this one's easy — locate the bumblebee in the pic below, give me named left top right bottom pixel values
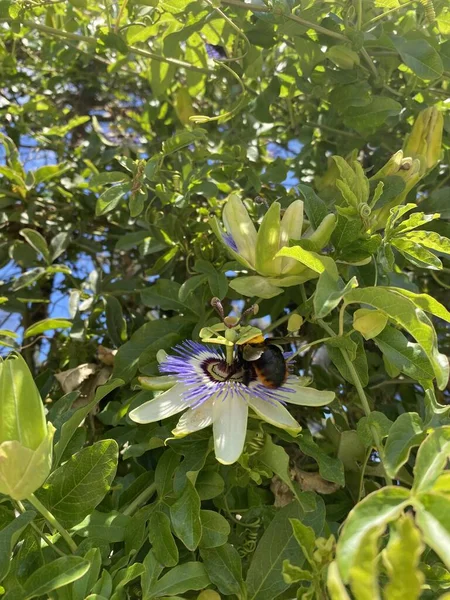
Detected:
left=239, top=335, right=289, bottom=389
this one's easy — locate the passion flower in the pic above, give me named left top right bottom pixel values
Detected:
left=129, top=341, right=334, bottom=465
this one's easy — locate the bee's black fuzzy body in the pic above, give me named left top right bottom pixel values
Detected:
left=239, top=340, right=288, bottom=389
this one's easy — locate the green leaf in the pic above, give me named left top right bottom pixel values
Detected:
left=36, top=440, right=119, bottom=528
left=199, top=510, right=230, bottom=548
left=19, top=229, right=50, bottom=264
left=179, top=274, right=207, bottom=302
left=344, top=287, right=449, bottom=389
left=141, top=550, right=164, bottom=600
left=155, top=449, right=180, bottom=498
left=129, top=187, right=147, bottom=218
left=297, top=184, right=328, bottom=230
left=49, top=232, right=71, bottom=262
left=343, top=96, right=402, bottom=134
left=33, top=163, right=70, bottom=184
left=392, top=237, right=442, bottom=269
left=95, top=183, right=130, bottom=216
left=0, top=511, right=36, bottom=581
left=196, top=470, right=224, bottom=500
left=391, top=36, right=443, bottom=80
left=113, top=317, right=191, bottom=382
left=419, top=186, right=450, bottom=219
left=282, top=560, right=313, bottom=584
left=113, top=563, right=145, bottom=592
left=162, top=129, right=207, bottom=155
left=384, top=413, right=425, bottom=479
left=141, top=279, right=200, bottom=316
left=71, top=510, right=130, bottom=543
left=194, top=260, right=228, bottom=299
left=327, top=561, right=351, bottom=600
left=415, top=493, right=450, bottom=571
left=91, top=171, right=130, bottom=186
left=200, top=543, right=245, bottom=597
left=296, top=431, right=345, bottom=487
left=54, top=379, right=123, bottom=466
left=289, top=518, right=315, bottom=564
left=72, top=548, right=102, bottom=600
left=170, top=478, right=202, bottom=551
left=23, top=318, right=72, bottom=338
left=11, top=267, right=46, bottom=291
left=390, top=288, right=450, bottom=323
left=412, top=426, right=450, bottom=494
left=258, top=435, right=299, bottom=500
left=356, top=411, right=393, bottom=450
left=314, top=269, right=357, bottom=319
left=246, top=498, right=325, bottom=600
left=105, top=295, right=127, bottom=346
left=373, top=326, right=435, bottom=382
left=21, top=556, right=90, bottom=599
left=348, top=524, right=383, bottom=600
left=383, top=515, right=424, bottom=600
left=44, top=116, right=90, bottom=136
left=327, top=333, right=369, bottom=388
left=404, top=230, right=450, bottom=255
left=148, top=510, right=179, bottom=567
left=336, top=486, right=410, bottom=581
left=150, top=562, right=210, bottom=597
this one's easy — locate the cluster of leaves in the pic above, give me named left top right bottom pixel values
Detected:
left=1, top=0, right=450, bottom=598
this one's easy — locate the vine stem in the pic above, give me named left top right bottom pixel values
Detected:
left=356, top=0, right=363, bottom=30
left=317, top=319, right=392, bottom=486
left=122, top=483, right=157, bottom=516
left=16, top=501, right=67, bottom=557
left=26, top=493, right=77, bottom=553
left=363, top=0, right=416, bottom=26
left=115, top=0, right=129, bottom=33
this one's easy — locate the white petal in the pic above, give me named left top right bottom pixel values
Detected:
left=282, top=385, right=335, bottom=406
left=172, top=398, right=214, bottom=437
left=248, top=394, right=301, bottom=433
left=129, top=384, right=188, bottom=423
left=213, top=393, right=248, bottom=465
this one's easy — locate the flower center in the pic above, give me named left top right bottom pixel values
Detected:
left=202, top=358, right=247, bottom=383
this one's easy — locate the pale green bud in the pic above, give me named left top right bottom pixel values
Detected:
left=287, top=313, right=303, bottom=332
left=353, top=309, right=388, bottom=340
left=403, top=107, right=443, bottom=171
left=0, top=354, right=55, bottom=500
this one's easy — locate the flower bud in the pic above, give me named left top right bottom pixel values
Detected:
left=403, top=107, right=443, bottom=171
left=353, top=309, right=388, bottom=340
left=197, top=590, right=221, bottom=600
left=0, top=354, right=55, bottom=500
left=287, top=313, right=303, bottom=333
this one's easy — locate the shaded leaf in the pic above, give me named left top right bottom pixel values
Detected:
left=36, top=440, right=119, bottom=528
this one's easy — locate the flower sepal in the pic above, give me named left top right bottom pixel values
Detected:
left=0, top=353, right=55, bottom=500
left=0, top=422, right=55, bottom=501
